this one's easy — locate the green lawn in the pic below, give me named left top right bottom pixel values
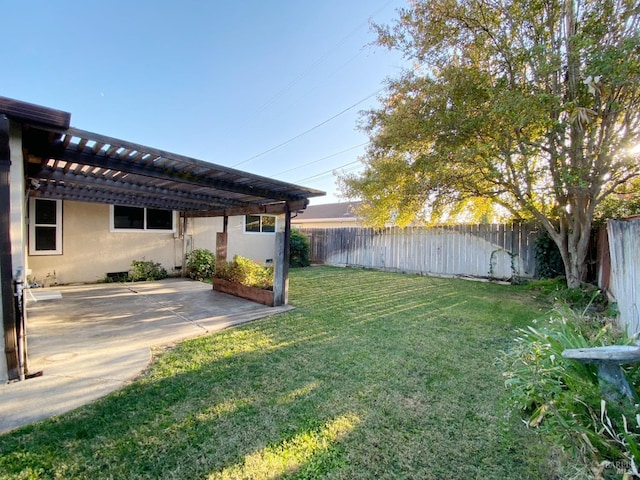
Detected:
left=0, top=267, right=557, bottom=479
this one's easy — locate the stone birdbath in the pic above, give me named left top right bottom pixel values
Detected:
left=562, top=345, right=640, bottom=403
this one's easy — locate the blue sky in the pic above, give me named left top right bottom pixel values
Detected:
left=1, top=1, right=408, bottom=204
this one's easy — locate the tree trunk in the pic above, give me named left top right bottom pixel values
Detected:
left=545, top=213, right=591, bottom=289
left=564, top=248, right=587, bottom=289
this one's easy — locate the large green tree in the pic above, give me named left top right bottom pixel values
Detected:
left=340, top=0, right=640, bottom=287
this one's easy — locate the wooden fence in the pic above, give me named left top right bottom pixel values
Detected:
left=299, top=224, right=539, bottom=281
left=605, top=219, right=640, bottom=334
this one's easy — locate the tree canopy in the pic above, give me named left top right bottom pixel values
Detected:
left=340, top=0, right=640, bottom=287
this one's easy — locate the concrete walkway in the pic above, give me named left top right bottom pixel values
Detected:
left=0, top=279, right=292, bottom=434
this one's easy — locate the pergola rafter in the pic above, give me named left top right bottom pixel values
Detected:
left=26, top=163, right=246, bottom=211
left=22, top=126, right=323, bottom=214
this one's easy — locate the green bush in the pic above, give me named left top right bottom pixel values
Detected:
left=534, top=229, right=565, bottom=279
left=527, top=278, right=608, bottom=314
left=129, top=259, right=168, bottom=282
left=501, top=307, right=640, bottom=477
left=186, top=248, right=216, bottom=281
left=289, top=229, right=311, bottom=268
left=215, top=255, right=273, bottom=290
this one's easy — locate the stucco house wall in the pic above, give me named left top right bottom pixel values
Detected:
left=187, top=216, right=222, bottom=253
left=186, top=215, right=283, bottom=264
left=27, top=201, right=282, bottom=285
left=226, top=215, right=284, bottom=263
left=9, top=123, right=26, bottom=280
left=27, top=201, right=180, bottom=285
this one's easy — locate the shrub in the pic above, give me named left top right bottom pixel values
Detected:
left=289, top=229, right=311, bottom=268
left=534, top=229, right=565, bottom=279
left=186, top=248, right=216, bottom=281
left=129, top=259, right=168, bottom=282
left=527, top=278, right=608, bottom=314
left=215, top=255, right=273, bottom=290
left=501, top=306, right=640, bottom=477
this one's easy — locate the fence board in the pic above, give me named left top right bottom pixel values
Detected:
left=607, top=219, right=640, bottom=334
left=300, top=224, right=539, bottom=280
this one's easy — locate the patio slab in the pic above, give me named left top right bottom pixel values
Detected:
left=0, top=278, right=292, bottom=434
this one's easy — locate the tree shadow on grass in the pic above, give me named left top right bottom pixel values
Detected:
left=1, top=268, right=555, bottom=479
left=0, top=317, right=354, bottom=479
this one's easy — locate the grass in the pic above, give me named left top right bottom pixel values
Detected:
left=0, top=267, right=557, bottom=479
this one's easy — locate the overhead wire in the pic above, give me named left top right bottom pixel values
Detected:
left=229, top=0, right=397, bottom=169
left=270, top=142, right=367, bottom=177
left=231, top=89, right=382, bottom=168
left=295, top=159, right=362, bottom=183
left=238, top=0, right=396, bottom=124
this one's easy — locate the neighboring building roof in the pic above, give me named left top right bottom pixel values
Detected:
left=292, top=201, right=361, bottom=225
left=1, top=96, right=324, bottom=217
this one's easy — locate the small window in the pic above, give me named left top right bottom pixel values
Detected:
left=147, top=209, right=173, bottom=230
left=244, top=214, right=277, bottom=234
left=113, top=206, right=144, bottom=229
left=29, top=198, right=63, bottom=255
left=111, top=205, right=174, bottom=232
left=261, top=215, right=276, bottom=233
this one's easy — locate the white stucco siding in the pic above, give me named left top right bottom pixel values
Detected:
left=224, top=215, right=281, bottom=264
left=27, top=201, right=181, bottom=285
left=27, top=204, right=282, bottom=285
left=9, top=122, right=25, bottom=282
left=188, top=217, right=222, bottom=252
left=188, top=216, right=278, bottom=264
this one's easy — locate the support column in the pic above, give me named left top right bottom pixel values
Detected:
left=273, top=204, right=291, bottom=306
left=215, top=215, right=229, bottom=276
left=0, top=115, right=18, bottom=380
left=216, top=232, right=228, bottom=275
left=180, top=215, right=188, bottom=277
left=216, top=231, right=228, bottom=261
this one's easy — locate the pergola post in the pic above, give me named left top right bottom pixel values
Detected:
left=0, top=115, right=19, bottom=380
left=273, top=204, right=291, bottom=306
left=215, top=215, right=229, bottom=276
left=180, top=215, right=188, bottom=277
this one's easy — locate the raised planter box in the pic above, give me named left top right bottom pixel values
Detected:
left=212, top=278, right=274, bottom=307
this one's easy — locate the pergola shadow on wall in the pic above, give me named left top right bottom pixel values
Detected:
left=0, top=96, right=324, bottom=380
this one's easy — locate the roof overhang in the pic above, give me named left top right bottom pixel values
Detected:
left=1, top=97, right=324, bottom=216
left=0, top=96, right=70, bottom=130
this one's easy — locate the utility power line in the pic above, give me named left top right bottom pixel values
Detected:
left=223, top=0, right=395, bottom=140
left=231, top=90, right=382, bottom=168
left=270, top=142, right=367, bottom=177
left=295, top=159, right=362, bottom=183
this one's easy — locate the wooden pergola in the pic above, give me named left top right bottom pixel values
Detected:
left=22, top=126, right=323, bottom=216
left=0, top=96, right=324, bottom=380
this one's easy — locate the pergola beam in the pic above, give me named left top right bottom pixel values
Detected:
left=27, top=140, right=299, bottom=204
left=21, top=123, right=323, bottom=218
left=0, top=97, right=70, bottom=130
left=183, top=198, right=309, bottom=218
left=30, top=184, right=223, bottom=212
left=26, top=164, right=246, bottom=209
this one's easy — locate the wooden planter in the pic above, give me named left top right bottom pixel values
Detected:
left=212, top=278, right=274, bottom=307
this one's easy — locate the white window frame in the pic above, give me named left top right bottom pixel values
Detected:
left=29, top=198, right=63, bottom=255
left=109, top=205, right=176, bottom=233
left=244, top=214, right=277, bottom=234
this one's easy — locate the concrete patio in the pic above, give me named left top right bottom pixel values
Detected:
left=0, top=278, right=292, bottom=434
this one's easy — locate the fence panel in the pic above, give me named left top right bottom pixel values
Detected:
left=607, top=219, right=640, bottom=334
left=300, top=224, right=539, bottom=280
